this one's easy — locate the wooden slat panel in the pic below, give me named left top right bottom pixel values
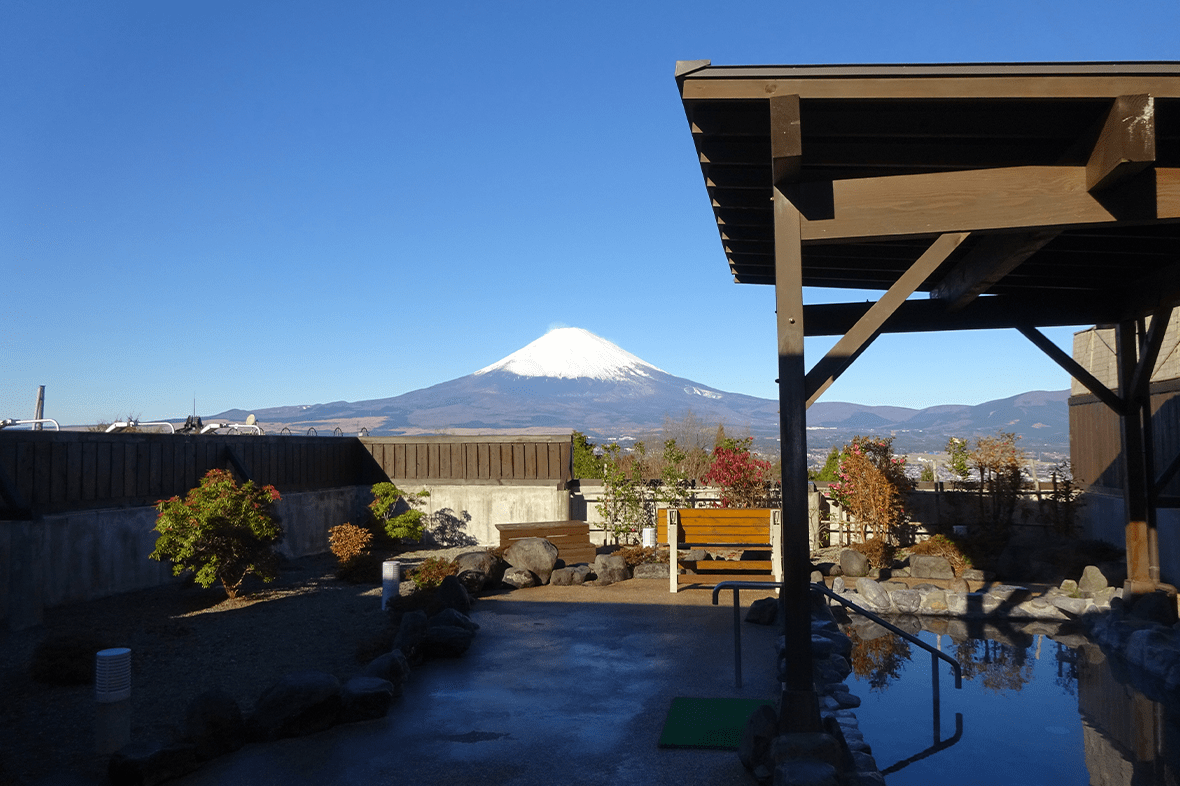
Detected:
left=415, top=444, right=427, bottom=479
left=476, top=443, right=488, bottom=479
left=491, top=444, right=503, bottom=478
left=512, top=444, right=525, bottom=479
left=66, top=440, right=83, bottom=502
left=453, top=443, right=465, bottom=479
left=428, top=443, right=440, bottom=478
left=148, top=442, right=163, bottom=497
left=80, top=441, right=97, bottom=501
left=525, top=443, right=538, bottom=478
left=395, top=443, right=406, bottom=479
left=681, top=560, right=775, bottom=572
left=136, top=443, right=151, bottom=497
left=122, top=443, right=138, bottom=498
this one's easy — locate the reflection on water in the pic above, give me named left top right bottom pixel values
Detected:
left=838, top=612, right=1180, bottom=785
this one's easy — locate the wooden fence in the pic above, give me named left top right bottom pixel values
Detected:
left=0, top=432, right=575, bottom=519
left=360, top=435, right=572, bottom=483
left=0, top=431, right=370, bottom=518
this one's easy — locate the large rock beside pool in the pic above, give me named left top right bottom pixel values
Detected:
left=504, top=538, right=559, bottom=584
left=248, top=670, right=342, bottom=741
left=550, top=564, right=593, bottom=585
left=454, top=550, right=505, bottom=592
left=909, top=554, right=954, bottom=580
left=1078, top=565, right=1109, bottom=594
left=502, top=567, right=538, bottom=588
left=339, top=677, right=395, bottom=724
left=840, top=549, right=869, bottom=578
left=183, top=689, right=245, bottom=760
left=436, top=575, right=471, bottom=615
left=855, top=578, right=893, bottom=612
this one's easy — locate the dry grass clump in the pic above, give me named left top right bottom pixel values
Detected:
left=852, top=537, right=895, bottom=569
left=612, top=544, right=667, bottom=566
left=907, top=534, right=973, bottom=573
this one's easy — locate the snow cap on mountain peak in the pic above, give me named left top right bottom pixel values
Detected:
left=474, top=327, right=665, bottom=381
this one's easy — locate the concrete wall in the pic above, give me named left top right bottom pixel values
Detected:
left=409, top=482, right=571, bottom=547
left=1072, top=318, right=1180, bottom=396
left=2, top=485, right=371, bottom=631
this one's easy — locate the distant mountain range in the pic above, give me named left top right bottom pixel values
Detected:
left=214, top=328, right=1070, bottom=455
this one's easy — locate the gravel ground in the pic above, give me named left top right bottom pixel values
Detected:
left=0, top=546, right=474, bottom=786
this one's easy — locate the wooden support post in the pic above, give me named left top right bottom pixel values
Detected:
left=771, top=92, right=820, bottom=734
left=1117, top=320, right=1155, bottom=594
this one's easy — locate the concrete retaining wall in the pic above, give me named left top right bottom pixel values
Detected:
left=2, top=485, right=371, bottom=631
left=410, top=482, right=571, bottom=547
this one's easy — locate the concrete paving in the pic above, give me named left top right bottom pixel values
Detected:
left=173, top=580, right=783, bottom=786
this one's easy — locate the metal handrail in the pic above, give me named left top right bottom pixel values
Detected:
left=811, top=582, right=962, bottom=689
left=711, top=580, right=962, bottom=690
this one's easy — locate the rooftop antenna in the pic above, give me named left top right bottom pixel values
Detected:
left=34, top=385, right=44, bottom=431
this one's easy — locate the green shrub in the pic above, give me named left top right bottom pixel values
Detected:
left=150, top=469, right=283, bottom=599
left=411, top=556, right=457, bottom=590
left=369, top=482, right=429, bottom=542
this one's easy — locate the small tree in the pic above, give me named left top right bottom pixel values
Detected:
left=370, top=482, right=430, bottom=542
left=945, top=437, right=972, bottom=486
left=151, top=469, right=283, bottom=599
left=572, top=431, right=601, bottom=479
left=702, top=437, right=772, bottom=508
left=827, top=436, right=912, bottom=543
left=654, top=438, right=695, bottom=510
left=810, top=445, right=841, bottom=483
left=971, top=431, right=1026, bottom=533
left=596, top=443, right=650, bottom=542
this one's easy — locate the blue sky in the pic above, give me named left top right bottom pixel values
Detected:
left=4, top=1, right=1178, bottom=427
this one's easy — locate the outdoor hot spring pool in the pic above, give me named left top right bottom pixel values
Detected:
left=838, top=614, right=1180, bottom=785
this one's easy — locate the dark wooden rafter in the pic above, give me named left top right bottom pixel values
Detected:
left=930, top=230, right=1060, bottom=311
left=1016, top=325, right=1125, bottom=415
left=804, top=233, right=969, bottom=408
left=1087, top=95, right=1157, bottom=192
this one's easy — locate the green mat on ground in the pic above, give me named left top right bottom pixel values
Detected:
left=657, top=697, right=775, bottom=750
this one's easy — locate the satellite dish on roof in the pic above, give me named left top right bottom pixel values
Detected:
left=245, top=413, right=256, bottom=426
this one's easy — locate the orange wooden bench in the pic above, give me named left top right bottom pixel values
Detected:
left=495, top=520, right=598, bottom=565
left=656, top=508, right=782, bottom=593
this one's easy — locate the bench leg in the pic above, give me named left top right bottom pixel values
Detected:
left=668, top=513, right=679, bottom=594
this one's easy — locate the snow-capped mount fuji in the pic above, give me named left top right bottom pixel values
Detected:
left=474, top=327, right=666, bottom=383
left=213, top=327, right=1069, bottom=452
left=218, top=328, right=779, bottom=439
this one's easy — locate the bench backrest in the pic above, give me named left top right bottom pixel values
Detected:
left=656, top=508, right=775, bottom=546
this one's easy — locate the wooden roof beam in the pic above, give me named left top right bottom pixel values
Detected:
left=1087, top=95, right=1156, bottom=193
left=929, top=230, right=1060, bottom=311
left=790, top=166, right=1180, bottom=242
left=803, top=233, right=968, bottom=407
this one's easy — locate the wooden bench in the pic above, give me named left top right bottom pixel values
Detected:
left=495, top=520, right=598, bottom=565
left=657, top=508, right=782, bottom=593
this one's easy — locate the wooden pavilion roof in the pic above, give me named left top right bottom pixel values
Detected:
left=676, top=62, right=1180, bottom=336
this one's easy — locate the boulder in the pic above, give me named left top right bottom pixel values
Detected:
left=746, top=597, right=778, bottom=625
left=393, top=610, right=429, bottom=662
left=362, top=650, right=411, bottom=692
left=429, top=607, right=479, bottom=632
left=422, top=625, right=476, bottom=658
left=831, top=576, right=845, bottom=595
left=593, top=554, right=632, bottom=586
left=182, top=689, right=245, bottom=760
left=1078, top=565, right=1109, bottom=594
left=339, top=677, right=395, bottom=724
left=248, top=670, right=342, bottom=741
left=948, top=578, right=970, bottom=594
left=503, top=567, right=538, bottom=588
left=810, top=570, right=824, bottom=584
left=772, top=759, right=840, bottom=786
left=840, top=549, right=869, bottom=578
left=504, top=538, right=560, bottom=584
left=436, top=575, right=471, bottom=615
left=454, top=551, right=505, bottom=591
left=891, top=590, right=921, bottom=614
left=855, top=578, right=893, bottom=612
left=633, top=562, right=669, bottom=579
left=109, top=740, right=200, bottom=786
left=909, top=554, right=954, bottom=580
left=960, top=569, right=988, bottom=582
left=1130, top=591, right=1179, bottom=626
left=738, top=703, right=778, bottom=774
left=921, top=590, right=948, bottom=612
